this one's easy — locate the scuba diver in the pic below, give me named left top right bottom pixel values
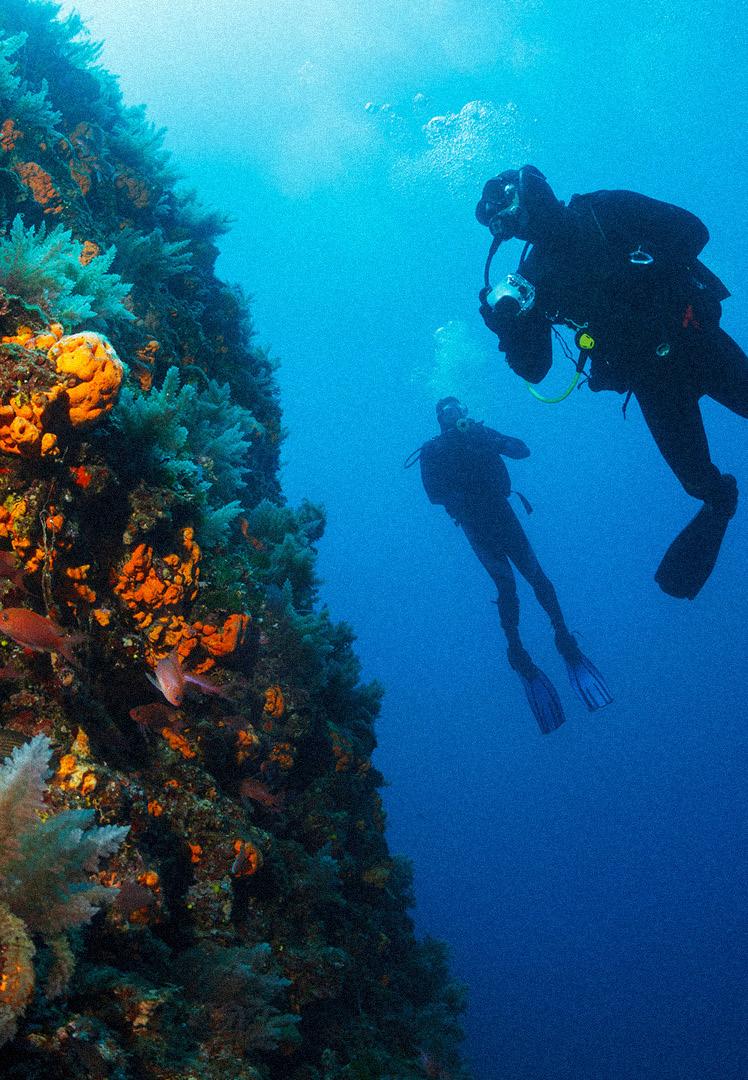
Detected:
left=409, top=396, right=612, bottom=733
left=474, top=166, right=745, bottom=599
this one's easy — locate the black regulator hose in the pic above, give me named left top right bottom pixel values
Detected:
left=483, top=235, right=501, bottom=291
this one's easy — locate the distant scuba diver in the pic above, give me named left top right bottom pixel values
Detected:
left=408, top=397, right=612, bottom=733
left=474, top=165, right=745, bottom=599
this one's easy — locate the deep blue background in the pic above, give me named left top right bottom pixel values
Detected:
left=63, top=2, right=747, bottom=1075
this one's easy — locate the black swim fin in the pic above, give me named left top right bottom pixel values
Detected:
left=655, top=475, right=738, bottom=600
left=555, top=630, right=612, bottom=712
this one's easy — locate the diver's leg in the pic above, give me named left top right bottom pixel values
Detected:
left=635, top=376, right=738, bottom=597
left=462, top=524, right=530, bottom=667
left=494, top=569, right=532, bottom=675
left=463, top=528, right=522, bottom=645
left=501, top=504, right=613, bottom=708
left=498, top=503, right=568, bottom=632
left=634, top=380, right=725, bottom=502
left=462, top=523, right=566, bottom=732
left=701, top=329, right=748, bottom=417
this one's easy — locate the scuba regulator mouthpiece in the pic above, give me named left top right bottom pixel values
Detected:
left=436, top=397, right=469, bottom=429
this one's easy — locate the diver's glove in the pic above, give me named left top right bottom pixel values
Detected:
left=478, top=286, right=520, bottom=338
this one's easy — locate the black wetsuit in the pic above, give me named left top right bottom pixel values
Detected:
left=486, top=190, right=747, bottom=504
left=419, top=421, right=566, bottom=647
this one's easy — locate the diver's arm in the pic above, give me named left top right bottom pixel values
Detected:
left=482, top=426, right=530, bottom=459
left=497, top=307, right=553, bottom=384
left=499, top=435, right=530, bottom=459
left=479, top=288, right=552, bottom=382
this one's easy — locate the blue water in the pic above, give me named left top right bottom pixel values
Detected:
left=65, top=2, right=747, bottom=1075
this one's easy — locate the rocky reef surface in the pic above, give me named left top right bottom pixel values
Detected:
left=0, top=3, right=469, bottom=1077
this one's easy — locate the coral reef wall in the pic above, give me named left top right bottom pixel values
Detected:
left=0, top=3, right=469, bottom=1078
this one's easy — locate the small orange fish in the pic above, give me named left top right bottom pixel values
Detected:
left=147, top=649, right=231, bottom=707
left=0, top=608, right=84, bottom=663
left=239, top=517, right=265, bottom=551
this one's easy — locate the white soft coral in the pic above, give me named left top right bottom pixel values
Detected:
left=0, top=735, right=128, bottom=1046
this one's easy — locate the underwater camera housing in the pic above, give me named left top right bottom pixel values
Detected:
left=485, top=272, right=536, bottom=317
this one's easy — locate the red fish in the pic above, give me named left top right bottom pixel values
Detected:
left=216, top=714, right=249, bottom=733
left=0, top=663, right=24, bottom=680
left=0, top=551, right=28, bottom=593
left=418, top=1052, right=450, bottom=1078
left=112, top=878, right=157, bottom=915
left=0, top=608, right=84, bottom=663
left=129, top=702, right=182, bottom=732
left=183, top=669, right=232, bottom=699
left=239, top=778, right=285, bottom=812
left=147, top=650, right=185, bottom=706
left=147, top=649, right=231, bottom=707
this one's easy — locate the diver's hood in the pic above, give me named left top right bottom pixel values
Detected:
left=475, top=165, right=563, bottom=243
left=436, top=397, right=468, bottom=429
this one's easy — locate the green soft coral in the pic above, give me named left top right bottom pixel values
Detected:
left=244, top=497, right=325, bottom=606
left=0, top=215, right=133, bottom=327
left=174, top=942, right=300, bottom=1056
left=0, top=31, right=27, bottom=100
left=112, top=225, right=193, bottom=289
left=0, top=31, right=62, bottom=136
left=112, top=365, right=262, bottom=546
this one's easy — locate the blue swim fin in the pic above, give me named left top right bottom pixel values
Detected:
left=507, top=642, right=566, bottom=733
left=555, top=630, right=612, bottom=712
left=519, top=665, right=567, bottom=734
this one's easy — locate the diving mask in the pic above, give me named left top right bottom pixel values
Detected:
left=476, top=179, right=520, bottom=238
left=487, top=185, right=521, bottom=239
